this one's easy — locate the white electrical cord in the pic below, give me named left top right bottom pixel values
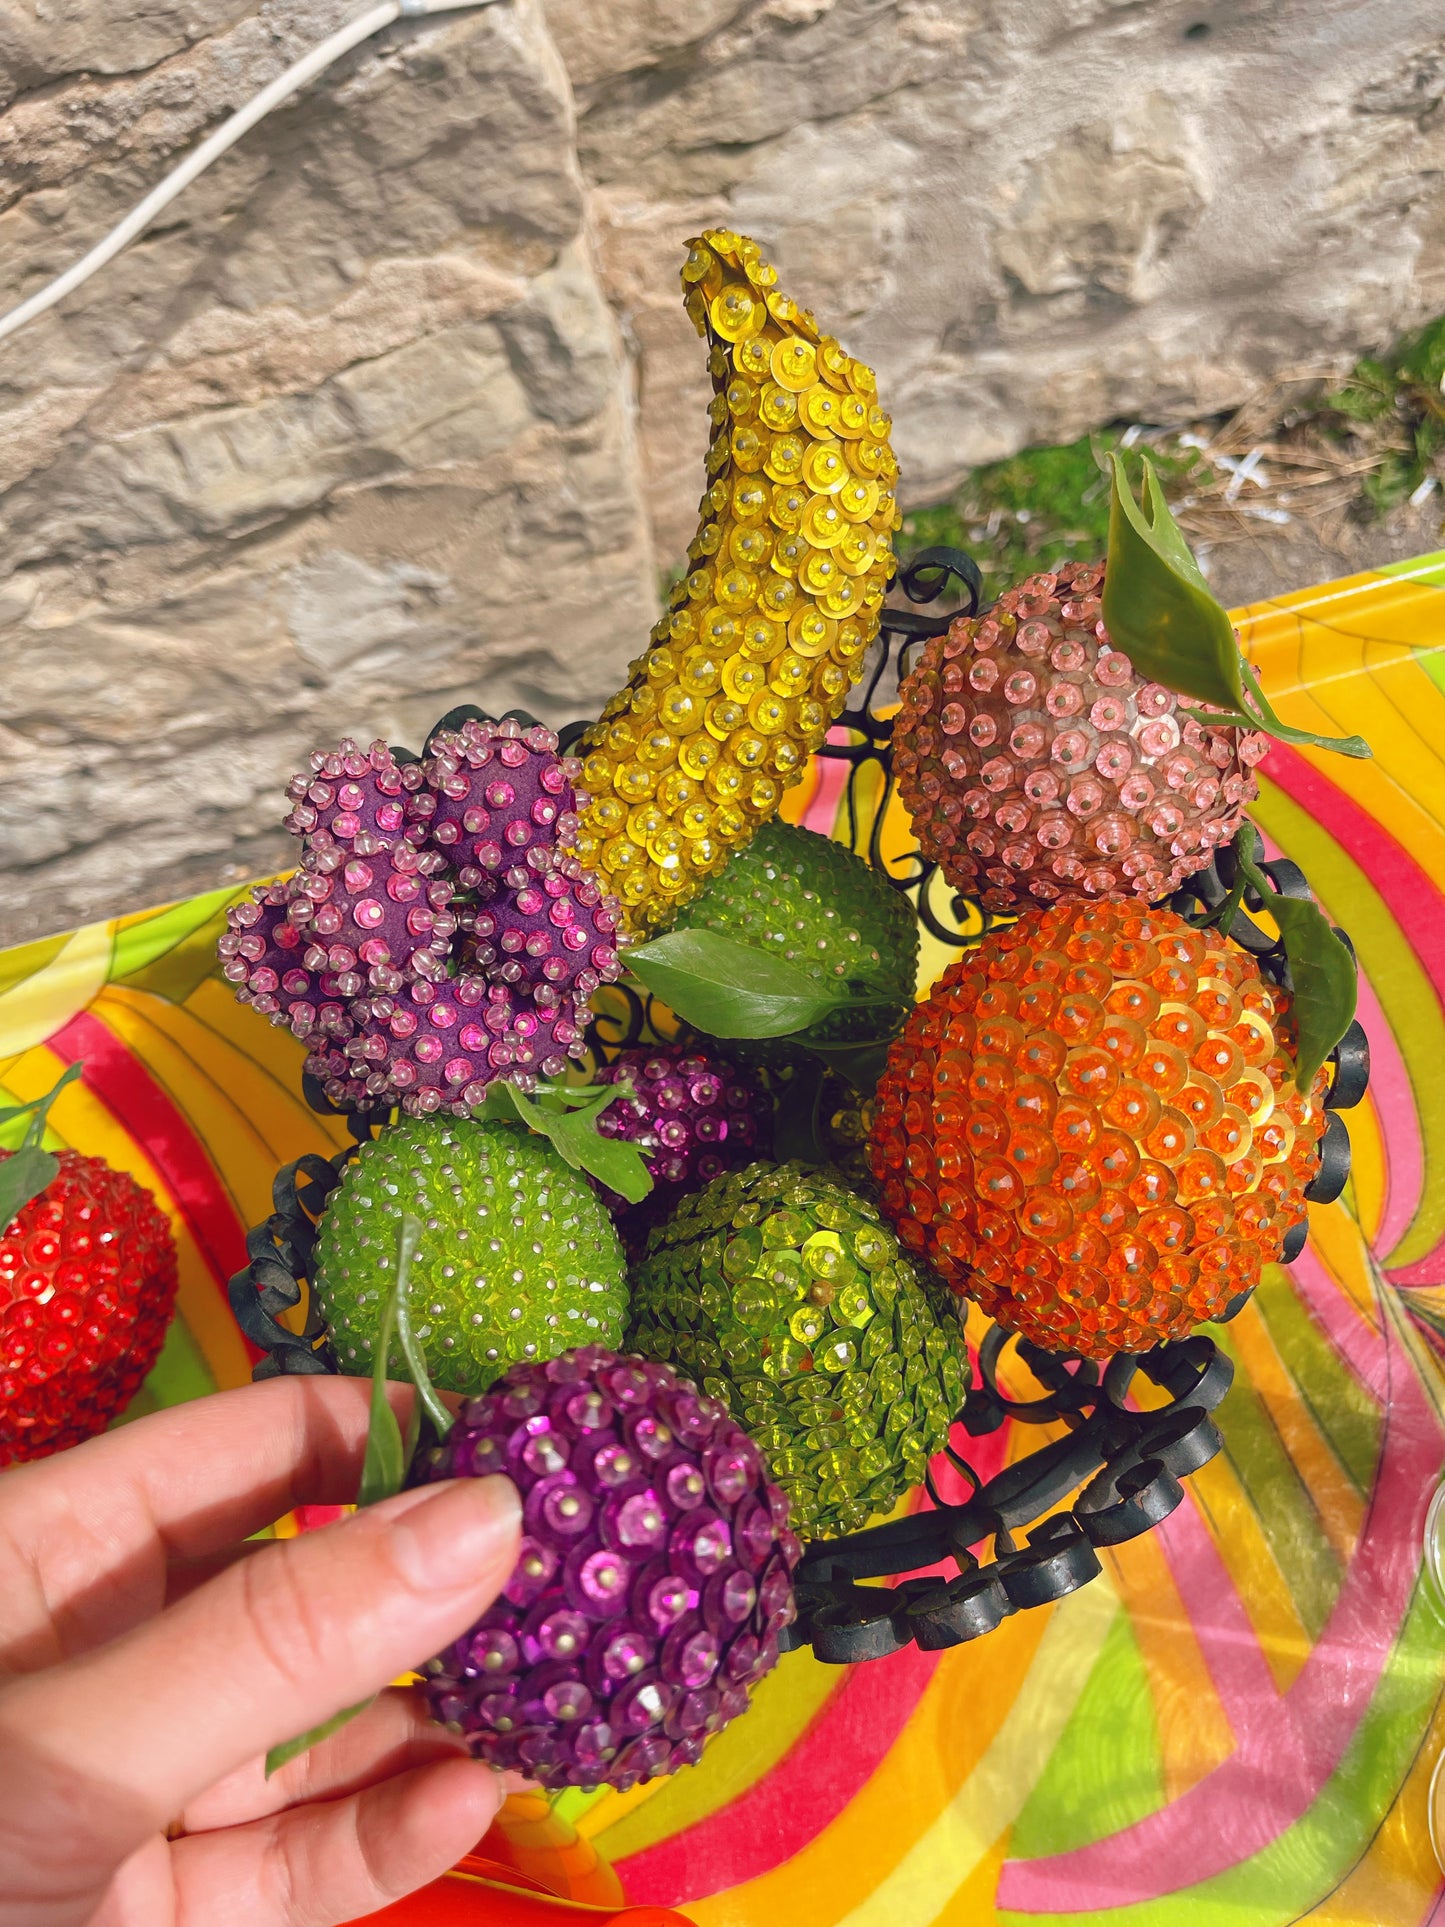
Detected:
left=0, top=0, right=507, bottom=346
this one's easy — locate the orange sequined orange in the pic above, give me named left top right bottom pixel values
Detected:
left=867, top=900, right=1328, bottom=1358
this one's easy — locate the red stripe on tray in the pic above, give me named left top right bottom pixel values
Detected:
left=1261, top=744, right=1445, bottom=1284
left=615, top=1640, right=939, bottom=1906
left=49, top=1009, right=252, bottom=1309
left=1260, top=744, right=1445, bottom=1000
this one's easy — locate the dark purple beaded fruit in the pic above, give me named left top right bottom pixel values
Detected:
left=592, top=1047, right=768, bottom=1239
left=413, top=1347, right=800, bottom=1790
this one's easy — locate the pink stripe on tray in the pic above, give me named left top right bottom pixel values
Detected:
left=615, top=1640, right=939, bottom=1905
left=1260, top=745, right=1445, bottom=1284
left=997, top=1312, right=1442, bottom=1913
left=799, top=728, right=856, bottom=838
left=1260, top=744, right=1445, bottom=1004
left=1151, top=1488, right=1288, bottom=1743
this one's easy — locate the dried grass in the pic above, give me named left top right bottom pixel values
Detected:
left=1171, top=370, right=1429, bottom=557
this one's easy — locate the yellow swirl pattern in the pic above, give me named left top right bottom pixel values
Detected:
left=568, top=229, right=901, bottom=935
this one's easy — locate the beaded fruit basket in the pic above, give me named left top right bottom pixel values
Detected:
left=6, top=221, right=1443, bottom=1926
left=231, top=545, right=1370, bottom=1668
left=209, top=226, right=1379, bottom=1827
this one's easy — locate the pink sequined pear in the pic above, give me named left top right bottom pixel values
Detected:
left=893, top=560, right=1269, bottom=912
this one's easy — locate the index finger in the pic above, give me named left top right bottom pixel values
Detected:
left=0, top=1376, right=393, bottom=1670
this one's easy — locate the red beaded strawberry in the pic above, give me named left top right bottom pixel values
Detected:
left=0, top=1066, right=178, bottom=1464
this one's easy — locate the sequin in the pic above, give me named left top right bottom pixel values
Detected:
left=867, top=902, right=1326, bottom=1360
left=567, top=232, right=898, bottom=935
left=414, top=1349, right=796, bottom=1791
left=628, top=1162, right=968, bottom=1539
left=892, top=561, right=1267, bottom=913
left=311, top=1114, right=627, bottom=1395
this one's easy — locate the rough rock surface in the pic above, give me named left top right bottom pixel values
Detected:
left=544, top=0, right=1445, bottom=558
left=0, top=1, right=656, bottom=942
left=3, top=0, right=1445, bottom=943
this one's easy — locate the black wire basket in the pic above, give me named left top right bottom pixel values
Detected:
left=230, top=548, right=1370, bottom=1662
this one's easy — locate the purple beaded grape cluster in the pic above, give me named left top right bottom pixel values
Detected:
left=592, top=1046, right=768, bottom=1236
left=415, top=1347, right=801, bottom=1790
left=218, top=721, right=623, bottom=1109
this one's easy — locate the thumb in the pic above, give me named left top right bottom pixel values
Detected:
left=0, top=1476, right=519, bottom=1887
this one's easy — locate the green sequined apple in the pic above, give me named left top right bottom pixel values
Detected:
left=668, top=820, right=919, bottom=1047
left=627, top=1159, right=968, bottom=1537
left=312, top=1115, right=628, bottom=1393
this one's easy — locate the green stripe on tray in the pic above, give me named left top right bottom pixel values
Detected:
left=0, top=930, right=72, bottom=1004
left=112, top=884, right=248, bottom=1001
left=1009, top=1607, right=1165, bottom=1861
left=1209, top=1327, right=1344, bottom=1638
left=1414, top=642, right=1445, bottom=702
left=1252, top=1266, right=1382, bottom=1495
left=1375, top=549, right=1445, bottom=590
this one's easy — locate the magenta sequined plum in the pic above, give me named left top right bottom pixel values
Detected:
left=218, top=723, right=623, bottom=1112
left=592, top=1047, right=768, bottom=1232
left=414, top=1347, right=801, bottom=1791
left=893, top=560, right=1270, bottom=913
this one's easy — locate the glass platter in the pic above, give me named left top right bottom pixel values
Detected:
left=2, top=551, right=1444, bottom=1927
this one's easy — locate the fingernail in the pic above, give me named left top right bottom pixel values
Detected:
left=389, top=1476, right=521, bottom=1591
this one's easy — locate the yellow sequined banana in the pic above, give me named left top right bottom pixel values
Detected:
left=567, top=228, right=901, bottom=937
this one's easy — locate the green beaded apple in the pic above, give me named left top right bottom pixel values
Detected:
left=629, top=1159, right=968, bottom=1536
left=311, top=1114, right=629, bottom=1393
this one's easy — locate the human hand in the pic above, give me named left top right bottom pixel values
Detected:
left=0, top=1375, right=522, bottom=1927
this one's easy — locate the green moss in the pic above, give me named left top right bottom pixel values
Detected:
left=899, top=312, right=1445, bottom=601
left=901, top=429, right=1205, bottom=602
left=1323, top=314, right=1445, bottom=513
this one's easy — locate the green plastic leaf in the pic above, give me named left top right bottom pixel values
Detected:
left=1104, top=454, right=1370, bottom=760
left=402, top=1382, right=423, bottom=1472
left=0, top=1146, right=59, bottom=1230
left=356, top=1231, right=410, bottom=1511
left=265, top=1219, right=448, bottom=1781
left=478, top=1080, right=652, bottom=1204
left=1225, top=657, right=1370, bottom=758
left=391, top=1215, right=453, bottom=1446
left=265, top=1698, right=376, bottom=1778
left=534, top=1082, right=624, bottom=1110
left=1234, top=826, right=1358, bottom=1090
left=626, top=928, right=882, bottom=1040
left=541, top=1103, right=653, bottom=1203
left=1184, top=855, right=1249, bottom=936
left=473, top=1081, right=524, bottom=1128
left=1104, top=452, right=1242, bottom=709
left=0, top=1062, right=83, bottom=1143
left=1, top=1063, right=86, bottom=1221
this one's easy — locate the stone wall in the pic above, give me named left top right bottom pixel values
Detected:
left=547, top=0, right=1445, bottom=560
left=0, top=0, right=657, bottom=941
left=2, top=0, right=1443, bottom=942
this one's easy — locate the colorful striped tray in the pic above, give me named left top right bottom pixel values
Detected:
left=3, top=551, right=1444, bottom=1925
